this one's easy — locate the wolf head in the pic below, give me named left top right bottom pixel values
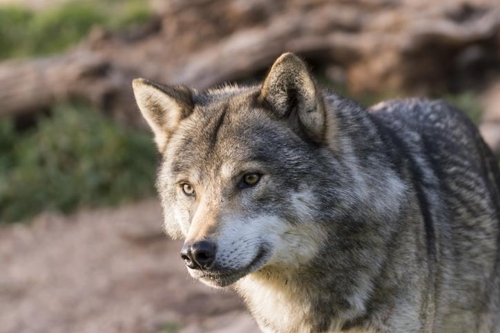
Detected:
left=132, top=53, right=353, bottom=288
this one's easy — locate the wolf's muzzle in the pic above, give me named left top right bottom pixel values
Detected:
left=180, top=240, right=216, bottom=270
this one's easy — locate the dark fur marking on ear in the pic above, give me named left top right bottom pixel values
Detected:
left=257, top=53, right=328, bottom=145
left=132, top=78, right=195, bottom=152
left=143, top=79, right=194, bottom=118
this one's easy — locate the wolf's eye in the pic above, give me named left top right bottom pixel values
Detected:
left=241, top=173, right=261, bottom=187
left=181, top=183, right=195, bottom=196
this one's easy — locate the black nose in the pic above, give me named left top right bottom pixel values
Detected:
left=180, top=240, right=216, bottom=270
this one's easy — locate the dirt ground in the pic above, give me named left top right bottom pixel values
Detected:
left=0, top=200, right=260, bottom=333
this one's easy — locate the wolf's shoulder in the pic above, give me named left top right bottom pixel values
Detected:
left=366, top=98, right=481, bottom=155
left=368, top=98, right=473, bottom=134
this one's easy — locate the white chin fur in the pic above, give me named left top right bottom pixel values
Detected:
left=187, top=243, right=274, bottom=288
left=182, top=210, right=325, bottom=288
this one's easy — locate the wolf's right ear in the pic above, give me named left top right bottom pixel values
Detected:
left=258, top=53, right=327, bottom=144
left=132, top=78, right=194, bottom=152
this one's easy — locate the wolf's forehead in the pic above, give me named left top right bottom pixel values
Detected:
left=192, top=97, right=262, bottom=152
left=165, top=97, right=277, bottom=176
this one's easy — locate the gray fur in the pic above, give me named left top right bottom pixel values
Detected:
left=133, top=53, right=500, bottom=333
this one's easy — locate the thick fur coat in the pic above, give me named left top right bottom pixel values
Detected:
left=132, top=53, right=500, bottom=333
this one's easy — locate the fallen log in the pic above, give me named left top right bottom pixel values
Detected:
left=0, top=0, right=499, bottom=128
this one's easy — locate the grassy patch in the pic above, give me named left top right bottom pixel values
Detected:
left=0, top=6, right=34, bottom=58
left=0, top=102, right=157, bottom=223
left=443, top=91, right=483, bottom=125
left=157, top=322, right=181, bottom=333
left=0, top=0, right=153, bottom=59
left=0, top=0, right=157, bottom=222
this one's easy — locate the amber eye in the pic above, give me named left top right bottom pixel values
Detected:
left=181, top=183, right=195, bottom=196
left=242, top=173, right=261, bottom=187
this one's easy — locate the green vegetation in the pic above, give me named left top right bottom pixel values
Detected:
left=157, top=322, right=181, bottom=333
left=443, top=91, right=482, bottom=125
left=0, top=0, right=157, bottom=223
left=0, top=0, right=152, bottom=59
left=0, top=102, right=157, bottom=223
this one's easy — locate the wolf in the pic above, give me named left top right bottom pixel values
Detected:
left=132, top=53, right=500, bottom=333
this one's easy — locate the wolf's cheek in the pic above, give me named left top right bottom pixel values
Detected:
left=160, top=193, right=191, bottom=239
left=254, top=190, right=327, bottom=268
left=268, top=221, right=328, bottom=268
left=212, top=189, right=327, bottom=271
left=213, top=214, right=285, bottom=271
left=172, top=205, right=192, bottom=236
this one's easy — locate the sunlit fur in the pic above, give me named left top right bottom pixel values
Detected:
left=133, top=53, right=500, bottom=333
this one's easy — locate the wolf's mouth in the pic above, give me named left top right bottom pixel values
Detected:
left=198, top=245, right=270, bottom=287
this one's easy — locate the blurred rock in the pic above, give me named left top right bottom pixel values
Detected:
left=480, top=122, right=500, bottom=155
left=480, top=82, right=500, bottom=155
left=325, top=65, right=347, bottom=86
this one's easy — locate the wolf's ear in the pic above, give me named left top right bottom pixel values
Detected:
left=259, top=53, right=326, bottom=143
left=132, top=78, right=194, bottom=152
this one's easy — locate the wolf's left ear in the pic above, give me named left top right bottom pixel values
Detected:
left=259, top=53, right=327, bottom=143
left=132, top=78, right=194, bottom=152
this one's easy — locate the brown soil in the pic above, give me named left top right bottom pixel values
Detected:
left=0, top=200, right=260, bottom=333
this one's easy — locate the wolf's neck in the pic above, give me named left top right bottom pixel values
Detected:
left=234, top=264, right=373, bottom=333
left=235, top=269, right=325, bottom=333
left=328, top=94, right=408, bottom=229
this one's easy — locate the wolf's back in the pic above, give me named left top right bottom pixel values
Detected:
left=369, top=99, right=500, bottom=332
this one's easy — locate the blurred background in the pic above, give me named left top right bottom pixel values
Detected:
left=1, top=0, right=499, bottom=332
